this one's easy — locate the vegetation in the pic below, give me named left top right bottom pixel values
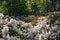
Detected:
left=48, top=12, right=60, bottom=27
left=24, top=15, right=37, bottom=26
left=24, top=15, right=36, bottom=22
left=1, top=0, right=60, bottom=40
left=0, top=0, right=50, bottom=16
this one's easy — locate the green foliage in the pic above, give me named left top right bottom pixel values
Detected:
left=24, top=15, right=37, bottom=26
left=41, top=35, right=45, bottom=40
left=24, top=15, right=35, bottom=22
left=17, top=23, right=22, bottom=28
left=0, top=26, right=3, bottom=38
left=0, top=1, right=8, bottom=15
left=0, top=0, right=50, bottom=16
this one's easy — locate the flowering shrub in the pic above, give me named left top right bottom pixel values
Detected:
left=0, top=13, right=60, bottom=40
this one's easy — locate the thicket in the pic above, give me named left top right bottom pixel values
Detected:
left=0, top=0, right=50, bottom=16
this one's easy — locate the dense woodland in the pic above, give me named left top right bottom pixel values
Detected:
left=0, top=0, right=50, bottom=16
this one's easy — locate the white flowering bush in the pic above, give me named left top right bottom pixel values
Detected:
left=0, top=13, right=60, bottom=40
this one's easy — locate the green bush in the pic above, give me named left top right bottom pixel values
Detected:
left=24, top=15, right=35, bottom=22
left=24, top=15, right=37, bottom=26
left=0, top=0, right=50, bottom=16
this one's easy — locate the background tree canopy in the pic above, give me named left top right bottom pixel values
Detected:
left=0, top=0, right=50, bottom=16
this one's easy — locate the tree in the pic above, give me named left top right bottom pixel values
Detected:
left=0, top=0, right=50, bottom=16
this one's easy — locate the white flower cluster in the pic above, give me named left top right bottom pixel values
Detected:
left=0, top=13, right=60, bottom=40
